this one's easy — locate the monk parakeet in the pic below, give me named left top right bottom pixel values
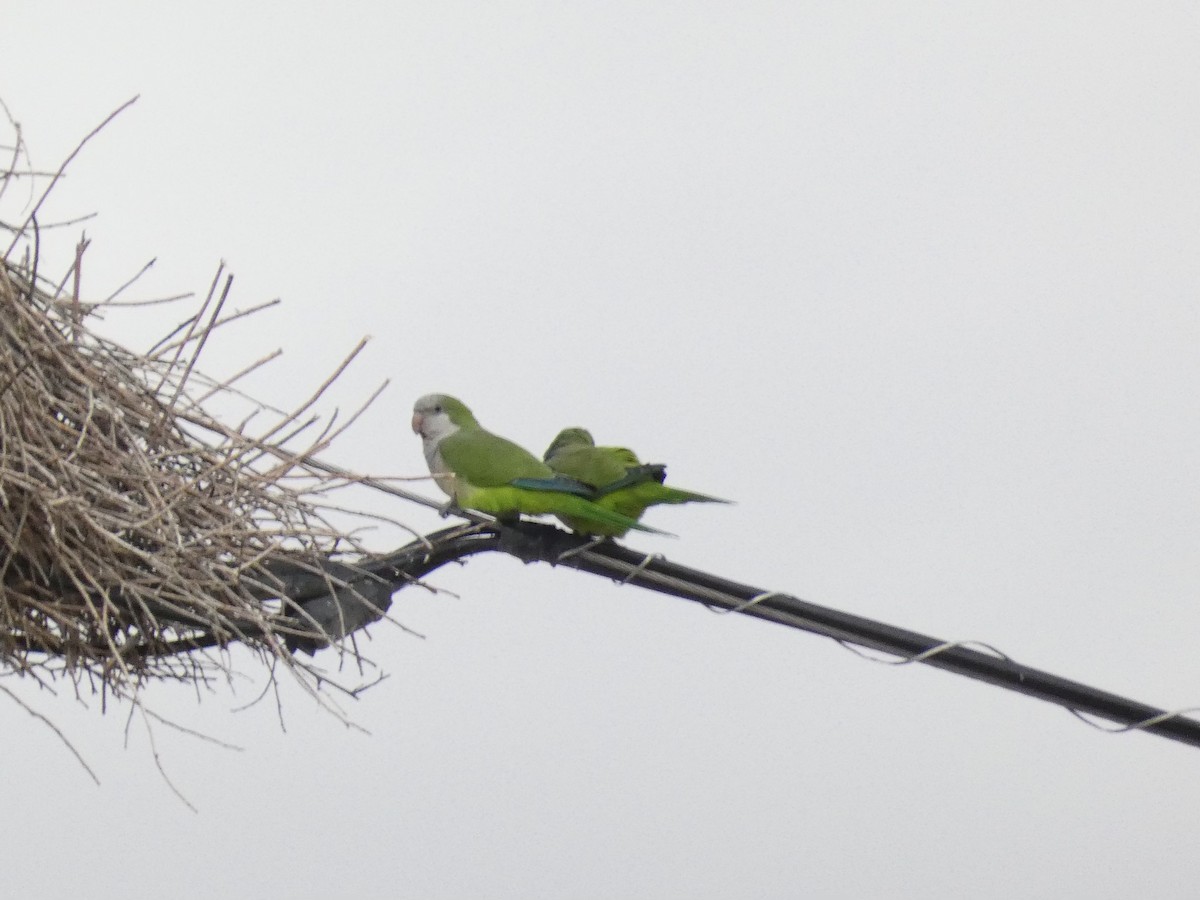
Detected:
left=412, top=394, right=663, bottom=535
left=543, top=427, right=730, bottom=536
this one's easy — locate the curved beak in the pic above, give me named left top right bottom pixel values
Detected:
left=411, top=412, right=424, bottom=436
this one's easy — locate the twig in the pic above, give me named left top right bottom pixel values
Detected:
left=4, top=95, right=139, bottom=259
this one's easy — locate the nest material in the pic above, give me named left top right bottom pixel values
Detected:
left=0, top=255, right=364, bottom=697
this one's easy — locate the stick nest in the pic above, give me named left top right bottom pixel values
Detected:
left=0, top=252, right=368, bottom=699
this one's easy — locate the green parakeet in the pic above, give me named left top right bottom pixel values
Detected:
left=412, top=394, right=663, bottom=535
left=543, top=427, right=730, bottom=536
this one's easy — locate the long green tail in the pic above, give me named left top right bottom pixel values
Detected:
left=557, top=494, right=669, bottom=535
left=589, top=466, right=729, bottom=506
left=651, top=485, right=731, bottom=505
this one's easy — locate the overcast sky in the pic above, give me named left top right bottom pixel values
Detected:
left=3, top=3, right=1200, bottom=898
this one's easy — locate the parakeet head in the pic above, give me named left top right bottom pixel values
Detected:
left=412, top=393, right=477, bottom=442
left=543, top=427, right=595, bottom=461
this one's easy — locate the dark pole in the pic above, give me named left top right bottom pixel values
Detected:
left=146, top=520, right=1200, bottom=751
left=496, top=523, right=1200, bottom=751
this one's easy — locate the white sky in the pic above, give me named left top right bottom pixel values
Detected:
left=3, top=3, right=1200, bottom=898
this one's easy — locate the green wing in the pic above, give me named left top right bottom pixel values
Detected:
left=544, top=442, right=640, bottom=489
left=592, top=463, right=667, bottom=497
left=439, top=427, right=552, bottom=486
left=509, top=474, right=596, bottom=497
left=546, top=435, right=729, bottom=536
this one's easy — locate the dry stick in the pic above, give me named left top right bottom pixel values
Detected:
left=24, top=215, right=40, bottom=305
left=164, top=271, right=233, bottom=413
left=250, top=337, right=372, bottom=449
left=178, top=373, right=343, bottom=482
left=103, top=291, right=196, bottom=309
left=101, top=257, right=158, bottom=304
left=234, top=413, right=322, bottom=475
left=205, top=420, right=455, bottom=532
left=255, top=378, right=389, bottom=485
left=144, top=306, right=211, bottom=359
left=0, top=99, right=26, bottom=207
left=0, top=168, right=61, bottom=178
left=140, top=704, right=245, bottom=752
left=192, top=348, right=284, bottom=407
left=70, top=234, right=87, bottom=341
left=152, top=299, right=282, bottom=361
left=18, top=212, right=98, bottom=232
left=48, top=236, right=89, bottom=310
left=141, top=293, right=274, bottom=358
left=130, top=699, right=198, bottom=813
left=156, top=262, right=223, bottom=396
left=0, top=682, right=100, bottom=785
left=4, top=95, right=139, bottom=259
